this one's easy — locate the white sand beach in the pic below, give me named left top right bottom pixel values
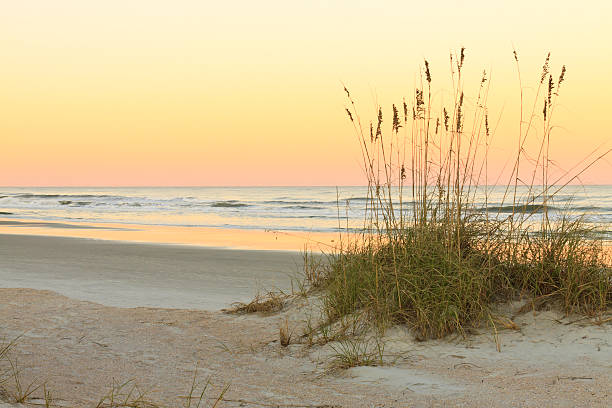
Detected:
left=0, top=233, right=611, bottom=407
left=2, top=0, right=611, bottom=406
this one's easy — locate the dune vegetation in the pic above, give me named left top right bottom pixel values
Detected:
left=320, top=49, right=611, bottom=340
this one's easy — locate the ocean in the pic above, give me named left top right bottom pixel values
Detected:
left=0, top=186, right=611, bottom=236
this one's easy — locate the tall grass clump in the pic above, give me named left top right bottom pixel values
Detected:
left=326, top=49, right=611, bottom=340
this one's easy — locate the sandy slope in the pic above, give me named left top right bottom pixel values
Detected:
left=0, top=234, right=611, bottom=407
left=1, top=288, right=611, bottom=407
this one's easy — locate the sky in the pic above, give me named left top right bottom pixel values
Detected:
left=0, top=0, right=611, bottom=186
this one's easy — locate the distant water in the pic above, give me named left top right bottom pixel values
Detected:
left=0, top=186, right=611, bottom=236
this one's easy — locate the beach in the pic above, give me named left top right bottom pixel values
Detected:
left=0, top=184, right=611, bottom=407
left=3, top=1, right=612, bottom=406
left=0, top=233, right=302, bottom=310
left=0, top=230, right=610, bottom=407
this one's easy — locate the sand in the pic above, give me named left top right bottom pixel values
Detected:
left=0, top=218, right=340, bottom=252
left=1, top=234, right=611, bottom=407
left=0, top=234, right=300, bottom=310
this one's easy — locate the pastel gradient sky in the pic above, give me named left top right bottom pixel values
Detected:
left=1, top=1, right=610, bottom=186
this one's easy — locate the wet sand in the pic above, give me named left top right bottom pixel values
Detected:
left=0, top=218, right=340, bottom=252
left=0, top=234, right=301, bottom=310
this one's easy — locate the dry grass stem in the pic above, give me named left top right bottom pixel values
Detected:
left=226, top=291, right=289, bottom=315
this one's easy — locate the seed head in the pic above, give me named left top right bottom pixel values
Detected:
left=443, top=108, right=449, bottom=132
left=456, top=92, right=464, bottom=133
left=375, top=108, right=383, bottom=140
left=558, top=65, right=566, bottom=90
left=424, top=60, right=431, bottom=84
left=392, top=104, right=401, bottom=132
left=345, top=108, right=353, bottom=122
left=541, top=52, right=551, bottom=84
left=547, top=75, right=554, bottom=106
left=415, top=89, right=425, bottom=119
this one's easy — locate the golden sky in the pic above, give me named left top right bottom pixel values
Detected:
left=1, top=1, right=610, bottom=186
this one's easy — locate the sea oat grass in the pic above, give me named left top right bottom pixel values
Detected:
left=326, top=49, right=612, bottom=340
left=328, top=337, right=384, bottom=370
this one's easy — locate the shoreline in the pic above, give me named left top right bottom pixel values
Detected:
left=0, top=217, right=341, bottom=252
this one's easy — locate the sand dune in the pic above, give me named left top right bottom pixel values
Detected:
left=0, top=287, right=611, bottom=407
left=1, top=234, right=611, bottom=407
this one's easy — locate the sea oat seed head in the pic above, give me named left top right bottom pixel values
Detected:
left=375, top=108, right=383, bottom=140
left=548, top=75, right=554, bottom=105
left=345, top=108, right=353, bottom=122
left=343, top=86, right=350, bottom=98
left=415, top=89, right=425, bottom=119
left=459, top=47, right=466, bottom=71
left=456, top=92, right=464, bottom=132
left=392, top=104, right=401, bottom=132
left=541, top=52, right=551, bottom=83
left=443, top=108, right=449, bottom=131
left=370, top=122, right=374, bottom=142
left=558, top=65, right=566, bottom=90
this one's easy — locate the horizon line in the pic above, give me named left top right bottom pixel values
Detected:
left=1, top=184, right=612, bottom=188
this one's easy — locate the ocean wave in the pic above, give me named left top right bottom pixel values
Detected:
left=262, top=200, right=334, bottom=205
left=281, top=205, right=325, bottom=210
left=571, top=206, right=605, bottom=211
left=482, top=204, right=559, bottom=214
left=481, top=204, right=608, bottom=214
left=262, top=198, right=366, bottom=205
left=16, top=193, right=115, bottom=199
left=58, top=200, right=92, bottom=206
left=253, top=214, right=346, bottom=220
left=211, top=201, right=249, bottom=208
left=0, top=186, right=608, bottom=235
